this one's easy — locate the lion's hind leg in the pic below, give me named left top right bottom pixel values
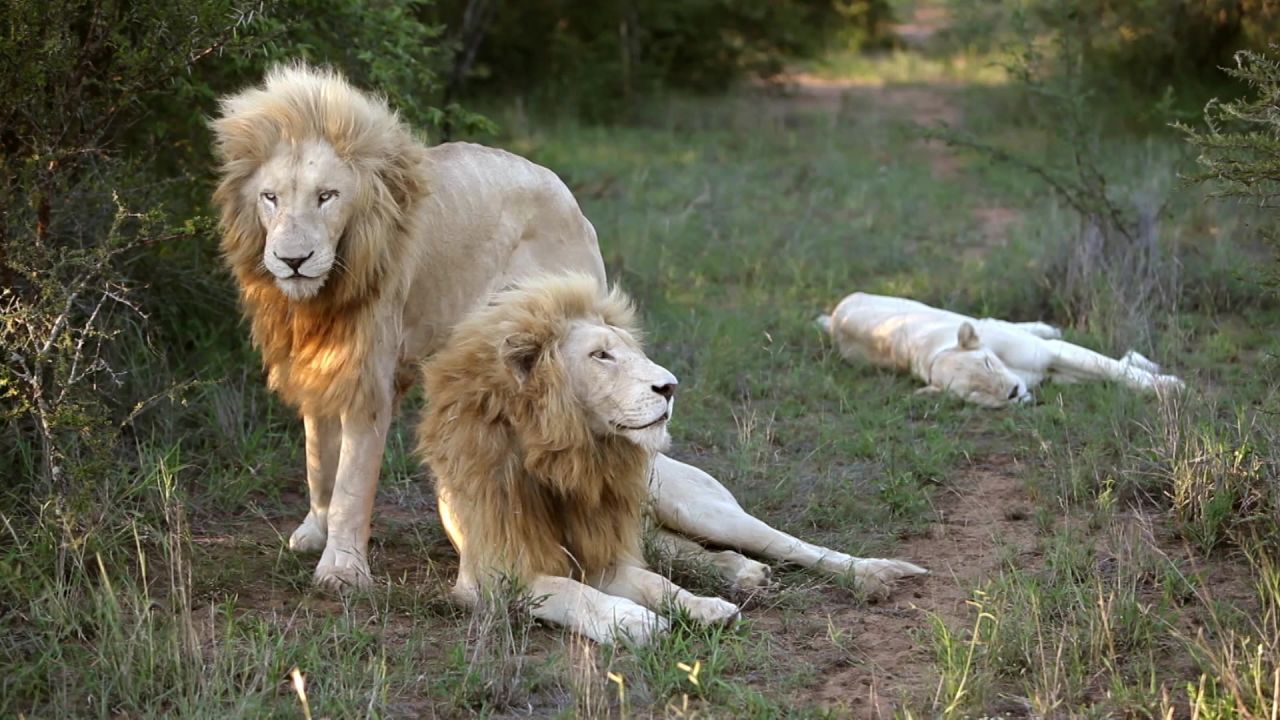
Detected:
left=650, top=528, right=772, bottom=591
left=593, top=564, right=740, bottom=628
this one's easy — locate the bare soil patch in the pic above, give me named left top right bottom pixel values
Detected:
left=755, top=458, right=1041, bottom=717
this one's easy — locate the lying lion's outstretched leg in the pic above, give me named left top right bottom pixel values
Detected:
left=1121, top=350, right=1161, bottom=374
left=593, top=563, right=741, bottom=626
left=528, top=575, right=669, bottom=646
left=1044, top=340, right=1183, bottom=392
left=314, top=398, right=393, bottom=590
left=649, top=455, right=927, bottom=599
left=290, top=413, right=340, bottom=553
left=650, top=528, right=772, bottom=590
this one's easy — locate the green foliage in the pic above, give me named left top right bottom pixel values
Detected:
left=0, top=0, right=464, bottom=490
left=925, top=26, right=1187, bottom=350
left=949, top=0, right=1280, bottom=97
left=435, top=0, right=893, bottom=119
left=1180, top=48, right=1280, bottom=290
left=0, top=7, right=462, bottom=712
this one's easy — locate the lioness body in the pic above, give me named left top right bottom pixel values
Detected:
left=819, top=292, right=1184, bottom=408
left=213, top=65, right=926, bottom=597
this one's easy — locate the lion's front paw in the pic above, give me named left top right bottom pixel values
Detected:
left=314, top=546, right=372, bottom=591
left=609, top=605, right=670, bottom=646
left=852, top=558, right=928, bottom=601
left=719, top=553, right=772, bottom=590
left=1155, top=374, right=1186, bottom=393
left=681, top=595, right=741, bottom=626
left=289, top=512, right=328, bottom=553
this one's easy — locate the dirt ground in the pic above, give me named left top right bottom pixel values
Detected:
left=736, top=10, right=1038, bottom=715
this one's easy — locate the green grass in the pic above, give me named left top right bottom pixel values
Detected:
left=5, top=21, right=1280, bottom=719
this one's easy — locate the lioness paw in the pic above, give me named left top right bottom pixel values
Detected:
left=724, top=555, right=772, bottom=590
left=314, top=546, right=372, bottom=591
left=682, top=595, right=741, bottom=626
left=289, top=513, right=328, bottom=553
left=1122, top=350, right=1162, bottom=374
left=851, top=558, right=928, bottom=601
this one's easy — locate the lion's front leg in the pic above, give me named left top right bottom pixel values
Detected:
left=528, top=575, right=670, bottom=646
left=290, top=413, right=340, bottom=553
left=314, top=399, right=393, bottom=590
left=593, top=563, right=740, bottom=627
left=1045, top=339, right=1183, bottom=392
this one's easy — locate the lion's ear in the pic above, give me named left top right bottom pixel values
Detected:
left=501, top=333, right=541, bottom=383
left=957, top=322, right=981, bottom=351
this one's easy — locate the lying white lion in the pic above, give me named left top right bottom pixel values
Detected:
left=419, top=275, right=743, bottom=644
left=210, top=64, right=925, bottom=599
left=817, top=292, right=1184, bottom=408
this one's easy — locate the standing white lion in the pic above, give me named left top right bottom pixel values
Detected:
left=210, top=64, right=925, bottom=597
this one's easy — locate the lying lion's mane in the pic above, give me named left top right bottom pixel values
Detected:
left=210, top=63, right=429, bottom=415
left=418, top=275, right=651, bottom=581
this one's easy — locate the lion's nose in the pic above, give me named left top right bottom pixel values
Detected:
left=276, top=251, right=314, bottom=272
left=652, top=382, right=677, bottom=400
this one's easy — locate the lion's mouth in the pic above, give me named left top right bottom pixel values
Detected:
left=614, top=412, right=669, bottom=431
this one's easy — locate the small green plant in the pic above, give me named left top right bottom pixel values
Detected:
left=1180, top=47, right=1280, bottom=293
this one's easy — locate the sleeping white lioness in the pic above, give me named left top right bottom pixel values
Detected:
left=419, top=275, right=745, bottom=644
left=818, top=292, right=1185, bottom=408
left=211, top=64, right=925, bottom=597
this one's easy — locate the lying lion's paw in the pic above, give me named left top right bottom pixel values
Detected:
left=852, top=558, right=928, bottom=601
left=314, top=546, right=372, bottom=591
left=1156, top=375, right=1186, bottom=393
left=1031, top=322, right=1063, bottom=340
left=682, top=595, right=741, bottom=626
left=289, top=513, right=328, bottom=553
left=723, top=554, right=772, bottom=591
left=1122, top=350, right=1161, bottom=374
left=610, top=605, right=670, bottom=646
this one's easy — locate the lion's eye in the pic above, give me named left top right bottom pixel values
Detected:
left=591, top=349, right=614, bottom=361
left=261, top=192, right=277, bottom=206
left=318, top=190, right=338, bottom=206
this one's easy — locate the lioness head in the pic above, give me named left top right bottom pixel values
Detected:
left=929, top=323, right=1031, bottom=408
left=249, top=139, right=356, bottom=300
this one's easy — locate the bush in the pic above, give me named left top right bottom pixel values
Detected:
left=432, top=0, right=893, bottom=119
left=1180, top=48, right=1280, bottom=291
left=949, top=0, right=1280, bottom=98
left=0, top=2, right=466, bottom=712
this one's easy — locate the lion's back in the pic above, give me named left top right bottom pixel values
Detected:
left=422, top=142, right=605, bottom=280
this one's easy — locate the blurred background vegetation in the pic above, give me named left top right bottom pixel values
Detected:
left=4, top=0, right=1280, bottom=716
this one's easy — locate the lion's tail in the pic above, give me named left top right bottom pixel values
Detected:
left=815, top=313, right=833, bottom=334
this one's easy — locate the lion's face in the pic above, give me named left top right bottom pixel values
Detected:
left=931, top=323, right=1031, bottom=408
left=560, top=319, right=678, bottom=453
left=249, top=139, right=357, bottom=300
